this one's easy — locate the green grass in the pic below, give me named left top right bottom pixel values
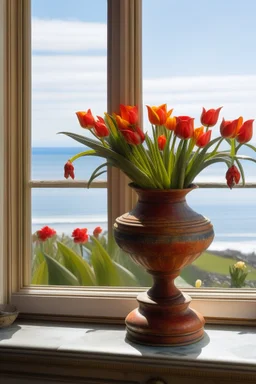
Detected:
left=192, top=251, right=256, bottom=280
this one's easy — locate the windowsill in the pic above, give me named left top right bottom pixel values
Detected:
left=0, top=321, right=256, bottom=380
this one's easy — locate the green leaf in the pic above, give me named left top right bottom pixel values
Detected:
left=90, top=236, right=121, bottom=286
left=43, top=252, right=79, bottom=286
left=32, top=259, right=48, bottom=285
left=87, top=162, right=108, bottom=188
left=113, top=261, right=138, bottom=286
left=57, top=241, right=96, bottom=286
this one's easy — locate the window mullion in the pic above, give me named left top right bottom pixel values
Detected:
left=107, top=0, right=142, bottom=233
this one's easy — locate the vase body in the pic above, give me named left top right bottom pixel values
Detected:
left=114, top=185, right=214, bottom=346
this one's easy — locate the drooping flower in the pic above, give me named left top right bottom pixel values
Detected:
left=225, top=165, right=240, bottom=189
left=175, top=116, right=194, bottom=139
left=37, top=226, right=56, bottom=242
left=165, top=116, right=176, bottom=131
left=157, top=135, right=167, bottom=150
left=93, top=226, right=103, bottom=237
left=220, top=117, right=243, bottom=138
left=72, top=228, right=89, bottom=244
left=200, top=107, right=222, bottom=127
left=94, top=116, right=110, bottom=137
left=120, top=105, right=138, bottom=125
left=76, top=109, right=95, bottom=129
left=236, top=119, right=254, bottom=144
left=194, top=127, right=212, bottom=148
left=64, top=161, right=75, bottom=179
left=195, top=279, right=202, bottom=288
left=146, top=104, right=172, bottom=126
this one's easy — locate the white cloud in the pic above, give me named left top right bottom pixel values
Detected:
left=32, top=18, right=107, bottom=52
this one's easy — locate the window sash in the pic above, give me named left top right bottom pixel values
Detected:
left=1, top=0, right=256, bottom=324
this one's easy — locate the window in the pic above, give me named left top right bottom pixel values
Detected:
left=1, top=0, right=256, bottom=323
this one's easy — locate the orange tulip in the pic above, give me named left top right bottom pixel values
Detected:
left=200, top=107, right=222, bottom=127
left=220, top=117, right=243, bottom=138
left=194, top=127, right=212, bottom=148
left=76, top=109, right=95, bottom=128
left=146, top=104, right=172, bottom=125
left=120, top=105, right=138, bottom=125
left=236, top=119, right=254, bottom=144
left=165, top=116, right=176, bottom=131
left=157, top=135, right=167, bottom=150
left=115, top=115, right=130, bottom=131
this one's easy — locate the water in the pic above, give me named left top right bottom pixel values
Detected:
left=32, top=146, right=256, bottom=253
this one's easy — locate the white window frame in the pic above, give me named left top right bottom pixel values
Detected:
left=1, top=0, right=256, bottom=325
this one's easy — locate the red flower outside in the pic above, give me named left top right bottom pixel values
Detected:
left=200, top=107, right=222, bottom=127
left=64, top=161, right=75, bottom=179
left=93, top=226, right=103, bottom=237
left=76, top=109, right=95, bottom=129
left=72, top=228, right=89, bottom=244
left=175, top=116, right=194, bottom=139
left=37, top=226, right=56, bottom=242
left=226, top=165, right=241, bottom=189
left=157, top=135, right=167, bottom=150
left=94, top=116, right=110, bottom=137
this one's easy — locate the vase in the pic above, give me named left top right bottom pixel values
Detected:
left=113, top=184, right=214, bottom=346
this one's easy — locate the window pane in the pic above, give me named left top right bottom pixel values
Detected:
left=31, top=0, right=107, bottom=180
left=143, top=0, right=256, bottom=288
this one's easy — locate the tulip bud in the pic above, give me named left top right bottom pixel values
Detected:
left=220, top=117, right=243, bottom=138
left=121, top=130, right=142, bottom=145
left=120, top=105, right=138, bottom=125
left=234, top=261, right=246, bottom=270
left=195, top=129, right=212, bottom=148
left=64, top=161, right=75, bottom=179
left=93, top=226, right=103, bottom=237
left=225, top=165, right=240, bottom=189
left=157, top=135, right=167, bottom=150
left=195, top=279, right=202, bottom=288
left=200, top=107, right=222, bottom=127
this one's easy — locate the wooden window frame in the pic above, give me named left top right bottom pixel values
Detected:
left=0, top=0, right=256, bottom=325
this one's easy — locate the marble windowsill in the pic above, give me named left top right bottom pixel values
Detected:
left=0, top=321, right=256, bottom=370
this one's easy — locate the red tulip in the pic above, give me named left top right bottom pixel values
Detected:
left=120, top=105, right=138, bottom=125
left=226, top=165, right=240, bottom=189
left=37, top=226, right=56, bottom=242
left=121, top=130, right=142, bottom=145
left=94, top=116, right=110, bottom=137
left=158, top=135, right=167, bottom=150
left=146, top=104, right=172, bottom=126
left=72, top=228, right=89, bottom=244
left=194, top=127, right=212, bottom=148
left=236, top=119, right=254, bottom=144
left=175, top=116, right=194, bottom=139
left=220, top=117, right=243, bottom=138
left=64, top=161, right=75, bottom=179
left=165, top=116, right=176, bottom=131
left=93, top=226, right=103, bottom=237
left=200, top=107, right=222, bottom=127
left=135, top=126, right=145, bottom=142
left=76, top=109, right=95, bottom=128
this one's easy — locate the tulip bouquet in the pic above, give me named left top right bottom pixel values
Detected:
left=61, top=104, right=255, bottom=189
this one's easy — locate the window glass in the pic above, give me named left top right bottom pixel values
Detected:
left=143, top=0, right=256, bottom=288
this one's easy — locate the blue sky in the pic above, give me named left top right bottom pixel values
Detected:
left=31, top=0, right=256, bottom=147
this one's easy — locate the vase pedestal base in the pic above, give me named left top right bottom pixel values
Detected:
left=125, top=291, right=205, bottom=346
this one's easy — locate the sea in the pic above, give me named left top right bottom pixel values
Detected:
left=32, top=146, right=256, bottom=254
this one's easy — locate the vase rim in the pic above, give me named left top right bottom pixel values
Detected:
left=129, top=182, right=198, bottom=193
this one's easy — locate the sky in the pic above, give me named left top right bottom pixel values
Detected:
left=32, top=0, right=256, bottom=146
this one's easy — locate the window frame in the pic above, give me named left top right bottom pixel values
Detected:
left=1, top=0, right=256, bottom=325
